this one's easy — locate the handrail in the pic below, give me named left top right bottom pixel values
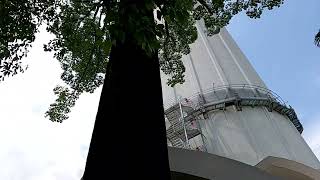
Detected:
left=163, top=84, right=288, bottom=110
left=163, top=84, right=303, bottom=133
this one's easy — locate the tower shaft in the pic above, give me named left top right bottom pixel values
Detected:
left=161, top=23, right=320, bottom=169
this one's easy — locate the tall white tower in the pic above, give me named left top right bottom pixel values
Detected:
left=162, top=22, right=320, bottom=169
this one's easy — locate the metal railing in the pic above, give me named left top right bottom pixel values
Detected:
left=163, top=84, right=288, bottom=110
left=163, top=84, right=303, bottom=133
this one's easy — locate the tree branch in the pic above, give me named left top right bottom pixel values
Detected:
left=93, top=3, right=101, bottom=20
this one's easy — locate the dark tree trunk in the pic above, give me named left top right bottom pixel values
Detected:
left=82, top=2, right=171, bottom=179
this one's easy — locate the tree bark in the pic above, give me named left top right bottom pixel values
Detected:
left=82, top=2, right=171, bottom=179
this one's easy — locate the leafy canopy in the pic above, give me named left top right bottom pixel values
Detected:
left=0, top=0, right=284, bottom=122
left=315, top=30, right=320, bottom=47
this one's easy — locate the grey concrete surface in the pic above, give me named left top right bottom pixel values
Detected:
left=168, top=147, right=283, bottom=180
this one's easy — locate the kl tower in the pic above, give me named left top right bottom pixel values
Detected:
left=161, top=21, right=320, bottom=172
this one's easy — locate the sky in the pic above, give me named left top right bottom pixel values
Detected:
left=227, top=0, right=320, bottom=157
left=0, top=1, right=319, bottom=179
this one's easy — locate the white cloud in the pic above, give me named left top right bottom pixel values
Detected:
left=0, top=28, right=101, bottom=179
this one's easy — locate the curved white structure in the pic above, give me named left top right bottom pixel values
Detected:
left=161, top=22, right=320, bottom=169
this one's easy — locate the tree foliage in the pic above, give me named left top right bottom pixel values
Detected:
left=0, top=0, right=56, bottom=80
left=315, top=30, right=320, bottom=47
left=0, top=0, right=284, bottom=122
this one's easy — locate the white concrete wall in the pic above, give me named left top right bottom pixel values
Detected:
left=161, top=22, right=266, bottom=104
left=198, top=106, right=320, bottom=169
left=161, top=23, right=320, bottom=169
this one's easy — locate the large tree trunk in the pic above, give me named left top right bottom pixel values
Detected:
left=82, top=2, right=171, bottom=179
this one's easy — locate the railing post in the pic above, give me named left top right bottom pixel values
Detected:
left=178, top=96, right=189, bottom=148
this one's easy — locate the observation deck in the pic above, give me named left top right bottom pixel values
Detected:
left=164, top=84, right=303, bottom=149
